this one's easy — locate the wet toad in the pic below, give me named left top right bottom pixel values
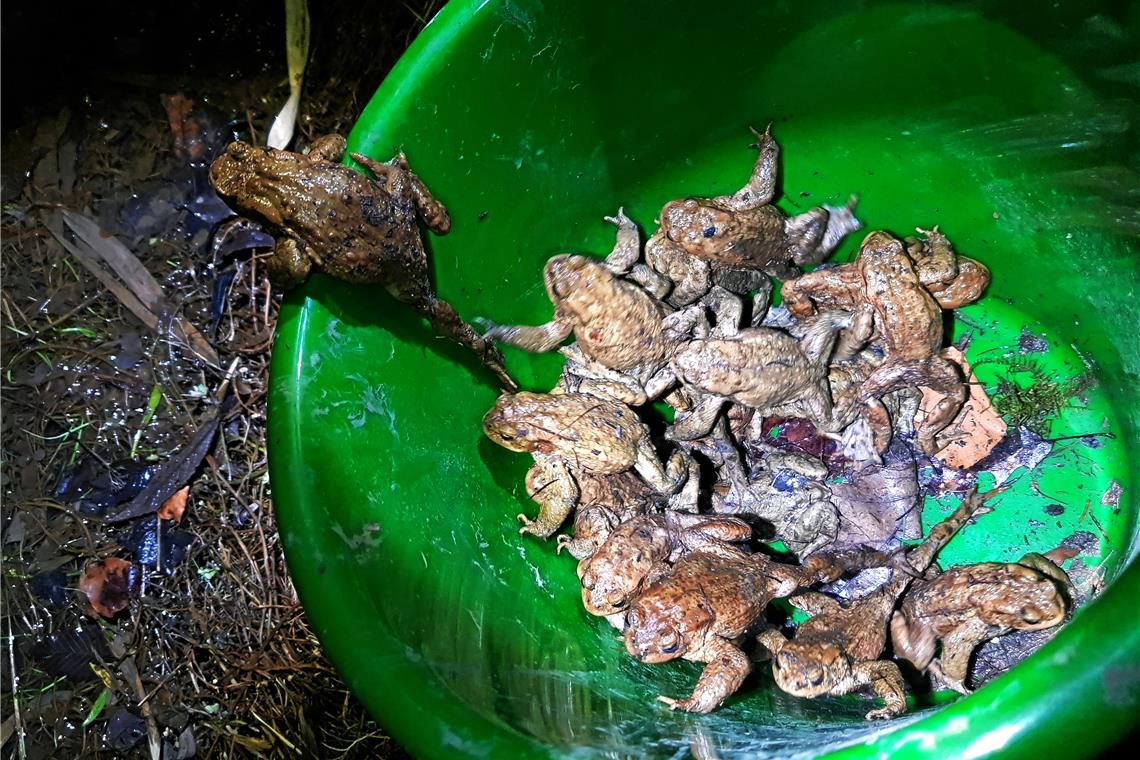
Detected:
left=757, top=486, right=998, bottom=719
left=482, top=391, right=690, bottom=538
left=623, top=545, right=891, bottom=713
left=578, top=512, right=753, bottom=620
left=209, top=135, right=514, bottom=388
left=890, top=552, right=1069, bottom=694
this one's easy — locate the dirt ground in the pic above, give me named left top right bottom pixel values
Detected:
left=1, top=2, right=438, bottom=757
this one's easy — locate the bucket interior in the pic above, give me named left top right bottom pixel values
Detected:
left=268, top=1, right=1140, bottom=757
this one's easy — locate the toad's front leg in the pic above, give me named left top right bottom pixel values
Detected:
left=632, top=438, right=690, bottom=495
left=266, top=237, right=313, bottom=290
left=657, top=638, right=752, bottom=713
left=852, top=660, right=908, bottom=720
left=930, top=617, right=992, bottom=695
left=521, top=460, right=579, bottom=539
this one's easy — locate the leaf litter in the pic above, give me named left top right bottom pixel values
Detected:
left=1, top=2, right=443, bottom=757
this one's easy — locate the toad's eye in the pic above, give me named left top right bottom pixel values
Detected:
left=703, top=226, right=717, bottom=237
left=809, top=672, right=825, bottom=687
left=1020, top=607, right=1041, bottom=624
left=499, top=433, right=514, bottom=441
left=662, top=642, right=679, bottom=654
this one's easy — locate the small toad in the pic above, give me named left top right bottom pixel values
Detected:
left=667, top=310, right=861, bottom=441
left=716, top=445, right=839, bottom=557
left=578, top=512, right=753, bottom=620
left=555, top=471, right=664, bottom=561
left=482, top=211, right=704, bottom=405
left=757, top=486, right=998, bottom=719
left=854, top=231, right=966, bottom=453
left=209, top=135, right=514, bottom=388
left=890, top=552, right=1070, bottom=694
left=482, top=391, right=689, bottom=538
left=645, top=126, right=862, bottom=309
left=781, top=226, right=989, bottom=317
left=623, top=545, right=891, bottom=713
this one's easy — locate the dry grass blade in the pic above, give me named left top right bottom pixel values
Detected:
left=267, top=0, right=311, bottom=149
left=49, top=210, right=221, bottom=367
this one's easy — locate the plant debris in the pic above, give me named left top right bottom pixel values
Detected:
left=918, top=347, right=1007, bottom=469
left=79, top=558, right=140, bottom=618
left=2, top=3, right=436, bottom=757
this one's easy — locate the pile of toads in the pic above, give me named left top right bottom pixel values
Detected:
left=205, top=125, right=1076, bottom=719
left=480, top=128, right=1073, bottom=718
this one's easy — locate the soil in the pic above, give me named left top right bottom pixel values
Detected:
left=2, top=2, right=438, bottom=757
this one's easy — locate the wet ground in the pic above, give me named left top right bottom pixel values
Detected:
left=2, top=2, right=437, bottom=757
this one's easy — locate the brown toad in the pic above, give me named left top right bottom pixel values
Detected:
left=578, top=512, right=753, bottom=623
left=667, top=310, right=862, bottom=441
left=623, top=545, right=891, bottom=713
left=757, top=486, right=998, bottom=719
left=645, top=126, right=862, bottom=310
left=554, top=471, right=664, bottom=561
left=482, top=211, right=708, bottom=404
left=853, top=231, right=966, bottom=453
left=781, top=226, right=990, bottom=317
left=482, top=391, right=689, bottom=538
left=209, top=135, right=514, bottom=388
left=890, top=552, right=1069, bottom=694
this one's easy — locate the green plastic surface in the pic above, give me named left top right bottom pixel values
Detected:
left=268, top=1, right=1140, bottom=757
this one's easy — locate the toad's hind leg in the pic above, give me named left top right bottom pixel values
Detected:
left=387, top=277, right=517, bottom=390
left=715, top=124, right=779, bottom=212
left=351, top=151, right=451, bottom=234
left=815, top=196, right=863, bottom=262
left=858, top=356, right=966, bottom=451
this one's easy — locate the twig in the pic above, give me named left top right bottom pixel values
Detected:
left=120, top=657, right=162, bottom=760
left=6, top=619, right=27, bottom=760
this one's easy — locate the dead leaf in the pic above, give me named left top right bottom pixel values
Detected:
left=48, top=210, right=220, bottom=366
left=918, top=347, right=1006, bottom=469
left=1043, top=546, right=1081, bottom=564
left=829, top=448, right=922, bottom=550
left=158, top=486, right=189, bottom=523
left=105, top=400, right=228, bottom=522
left=160, top=93, right=198, bottom=160
left=79, top=558, right=139, bottom=618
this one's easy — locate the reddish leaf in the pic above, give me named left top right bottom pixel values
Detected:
left=160, top=93, right=201, bottom=160
left=1044, top=546, right=1081, bottom=565
left=919, top=347, right=1007, bottom=469
left=157, top=486, right=189, bottom=523
left=79, top=558, right=139, bottom=618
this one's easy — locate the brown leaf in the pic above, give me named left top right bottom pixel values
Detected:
left=829, top=453, right=922, bottom=550
left=79, top=558, right=139, bottom=618
left=919, top=347, right=1006, bottom=469
left=160, top=93, right=198, bottom=160
left=48, top=210, right=220, bottom=367
left=1043, top=546, right=1081, bottom=565
left=157, top=486, right=189, bottom=523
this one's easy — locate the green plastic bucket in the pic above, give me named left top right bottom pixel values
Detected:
left=268, top=1, right=1140, bottom=756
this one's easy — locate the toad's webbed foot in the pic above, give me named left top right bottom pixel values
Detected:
left=603, top=207, right=641, bottom=274
left=657, top=639, right=752, bottom=713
